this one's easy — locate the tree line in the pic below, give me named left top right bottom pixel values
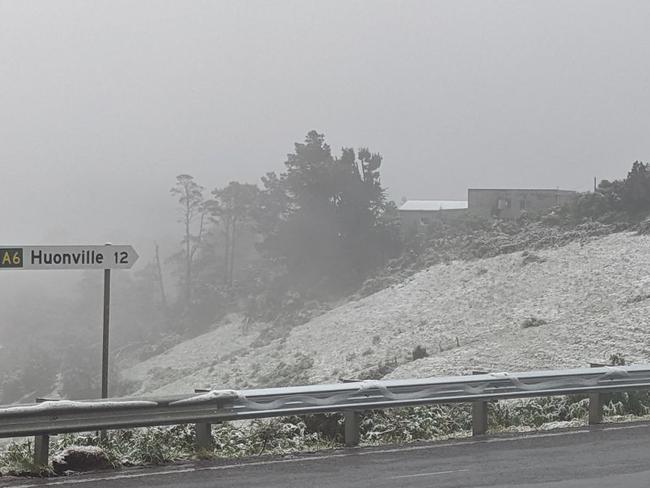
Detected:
left=167, top=130, right=401, bottom=333
left=163, top=154, right=650, bottom=334
left=3, top=138, right=649, bottom=403
left=555, top=161, right=650, bottom=224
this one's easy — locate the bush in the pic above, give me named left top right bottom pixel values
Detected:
left=361, top=405, right=472, bottom=444
left=3, top=390, right=650, bottom=475
left=521, top=317, right=547, bottom=329
left=638, top=218, right=650, bottom=235
left=489, top=396, right=589, bottom=428
left=0, top=441, right=52, bottom=476
left=609, top=353, right=626, bottom=366
left=412, top=345, right=429, bottom=360
left=356, top=358, right=399, bottom=380
left=52, top=446, right=112, bottom=474
left=521, top=251, right=546, bottom=265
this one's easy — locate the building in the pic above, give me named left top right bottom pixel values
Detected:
left=468, top=188, right=577, bottom=219
left=398, top=200, right=468, bottom=230
left=398, top=189, right=577, bottom=230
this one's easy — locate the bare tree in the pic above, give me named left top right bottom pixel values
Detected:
left=170, top=174, right=205, bottom=311
left=153, top=242, right=168, bottom=313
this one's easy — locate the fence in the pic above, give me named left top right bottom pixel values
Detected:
left=2, top=364, right=650, bottom=466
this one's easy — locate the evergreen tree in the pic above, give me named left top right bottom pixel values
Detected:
left=209, top=182, right=260, bottom=289
left=622, top=161, right=650, bottom=213
left=258, top=131, right=397, bottom=297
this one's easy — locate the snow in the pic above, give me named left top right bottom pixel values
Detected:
left=169, top=390, right=239, bottom=406
left=0, top=400, right=157, bottom=415
left=122, top=318, right=270, bottom=392
left=51, top=445, right=105, bottom=464
left=126, top=232, right=650, bottom=395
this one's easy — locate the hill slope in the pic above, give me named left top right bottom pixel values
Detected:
left=123, top=232, right=650, bottom=395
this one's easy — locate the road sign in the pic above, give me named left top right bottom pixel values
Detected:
left=0, top=245, right=138, bottom=270
left=0, top=243, right=139, bottom=401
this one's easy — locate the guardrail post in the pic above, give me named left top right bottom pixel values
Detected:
left=33, top=397, right=55, bottom=466
left=472, top=400, right=488, bottom=436
left=33, top=434, right=49, bottom=467
left=344, top=411, right=361, bottom=447
left=589, top=363, right=605, bottom=425
left=192, top=389, right=214, bottom=451
left=472, top=371, right=489, bottom=436
left=195, top=423, right=213, bottom=450
left=589, top=392, right=602, bottom=425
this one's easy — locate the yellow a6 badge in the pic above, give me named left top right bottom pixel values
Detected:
left=0, top=248, right=23, bottom=268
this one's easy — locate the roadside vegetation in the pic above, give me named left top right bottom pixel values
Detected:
left=3, top=145, right=650, bottom=478
left=1, top=353, right=647, bottom=476
left=2, top=387, right=650, bottom=477
left=2, top=142, right=650, bottom=403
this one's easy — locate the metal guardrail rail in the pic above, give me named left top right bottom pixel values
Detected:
left=2, top=364, right=649, bottom=465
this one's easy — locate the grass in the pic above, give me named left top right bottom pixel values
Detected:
left=3, top=391, right=650, bottom=477
left=0, top=441, right=53, bottom=477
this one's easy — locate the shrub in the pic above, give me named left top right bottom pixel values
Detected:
left=412, top=345, right=429, bottom=360
left=609, top=353, right=626, bottom=366
left=625, top=293, right=650, bottom=305
left=0, top=441, right=52, bottom=476
left=361, top=405, right=472, bottom=444
left=521, top=317, right=547, bottom=329
left=489, top=396, right=589, bottom=428
left=521, top=251, right=546, bottom=265
left=357, top=359, right=398, bottom=380
left=3, top=391, right=650, bottom=475
left=638, top=218, right=650, bottom=235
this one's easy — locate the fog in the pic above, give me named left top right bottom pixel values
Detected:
left=3, top=1, right=649, bottom=249
left=1, top=1, right=650, bottom=400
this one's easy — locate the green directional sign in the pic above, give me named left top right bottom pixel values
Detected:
left=0, top=245, right=138, bottom=270
left=0, top=243, right=139, bottom=402
left=0, top=248, right=23, bottom=268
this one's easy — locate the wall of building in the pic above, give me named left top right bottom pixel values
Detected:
left=399, top=208, right=470, bottom=233
left=468, top=189, right=576, bottom=219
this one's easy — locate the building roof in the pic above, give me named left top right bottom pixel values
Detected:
left=399, top=200, right=469, bottom=211
left=468, top=188, right=576, bottom=194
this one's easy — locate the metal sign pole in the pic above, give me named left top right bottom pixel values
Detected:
left=101, top=267, right=111, bottom=399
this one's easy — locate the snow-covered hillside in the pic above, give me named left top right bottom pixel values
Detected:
left=123, top=232, right=650, bottom=395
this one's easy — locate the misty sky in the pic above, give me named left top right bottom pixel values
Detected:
left=2, top=0, right=650, bottom=262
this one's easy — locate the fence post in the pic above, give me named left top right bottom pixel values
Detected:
left=33, top=397, right=55, bottom=467
left=589, top=363, right=605, bottom=425
left=471, top=371, right=489, bottom=436
left=344, top=411, right=361, bottom=447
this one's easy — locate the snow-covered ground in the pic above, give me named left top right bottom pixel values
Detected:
left=123, top=232, right=650, bottom=395
left=122, top=319, right=270, bottom=393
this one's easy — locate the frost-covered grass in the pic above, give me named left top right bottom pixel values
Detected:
left=3, top=391, right=650, bottom=477
left=0, top=441, right=53, bottom=477
left=123, top=233, right=650, bottom=396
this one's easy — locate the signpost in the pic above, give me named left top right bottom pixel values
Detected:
left=0, top=245, right=138, bottom=270
left=0, top=244, right=139, bottom=399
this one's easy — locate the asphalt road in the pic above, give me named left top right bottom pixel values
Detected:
left=5, top=422, right=650, bottom=488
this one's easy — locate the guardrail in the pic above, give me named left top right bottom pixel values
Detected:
left=2, top=364, right=649, bottom=466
